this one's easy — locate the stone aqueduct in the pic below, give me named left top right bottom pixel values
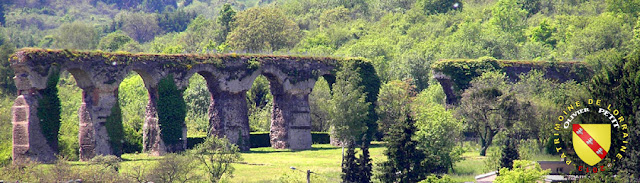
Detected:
left=10, top=49, right=590, bottom=163
left=9, top=48, right=363, bottom=163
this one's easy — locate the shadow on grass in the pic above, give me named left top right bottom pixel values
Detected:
left=244, top=143, right=384, bottom=154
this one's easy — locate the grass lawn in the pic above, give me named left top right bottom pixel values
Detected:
left=232, top=142, right=386, bottom=182
left=116, top=142, right=386, bottom=183
left=26, top=141, right=557, bottom=182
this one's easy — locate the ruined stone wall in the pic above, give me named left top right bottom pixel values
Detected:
left=431, top=58, right=593, bottom=106
left=9, top=48, right=351, bottom=163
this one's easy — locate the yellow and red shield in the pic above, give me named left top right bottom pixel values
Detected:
left=572, top=124, right=611, bottom=166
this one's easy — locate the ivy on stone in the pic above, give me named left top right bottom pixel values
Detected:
left=157, top=74, right=186, bottom=150
left=105, top=100, right=124, bottom=156
left=37, top=70, right=61, bottom=151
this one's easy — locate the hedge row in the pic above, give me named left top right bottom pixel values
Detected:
left=186, top=132, right=331, bottom=149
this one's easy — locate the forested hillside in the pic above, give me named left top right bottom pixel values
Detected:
left=1, top=0, right=639, bottom=182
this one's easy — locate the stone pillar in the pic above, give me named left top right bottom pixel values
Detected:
left=209, top=91, right=250, bottom=151
left=270, top=90, right=313, bottom=150
left=12, top=92, right=57, bottom=163
left=78, top=87, right=117, bottom=160
left=143, top=86, right=165, bottom=155
left=143, top=85, right=188, bottom=155
left=433, top=71, right=458, bottom=107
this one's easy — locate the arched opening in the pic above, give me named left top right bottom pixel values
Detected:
left=309, top=76, right=332, bottom=132
left=55, top=71, right=78, bottom=160
left=183, top=73, right=212, bottom=140
left=117, top=71, right=150, bottom=154
left=55, top=69, right=90, bottom=160
left=247, top=75, right=273, bottom=133
left=258, top=70, right=315, bottom=150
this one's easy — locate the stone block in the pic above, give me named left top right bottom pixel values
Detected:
left=12, top=124, right=29, bottom=145
left=287, top=129, right=312, bottom=150
left=13, top=145, right=29, bottom=154
left=291, top=112, right=311, bottom=127
left=12, top=106, right=28, bottom=123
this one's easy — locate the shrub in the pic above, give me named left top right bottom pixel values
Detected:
left=250, top=132, right=270, bottom=148
left=148, top=153, right=200, bottom=183
left=105, top=101, right=124, bottom=155
left=191, top=137, right=242, bottom=182
left=157, top=74, right=186, bottom=151
left=311, top=132, right=330, bottom=144
left=37, top=70, right=61, bottom=152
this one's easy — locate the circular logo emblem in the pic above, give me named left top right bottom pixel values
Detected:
left=553, top=99, right=630, bottom=174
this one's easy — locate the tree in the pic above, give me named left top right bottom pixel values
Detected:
left=227, top=7, right=300, bottom=52
left=494, top=160, right=549, bottom=183
left=568, top=13, right=630, bottom=58
left=413, top=88, right=463, bottom=173
left=117, top=11, right=162, bottom=43
left=191, top=137, right=242, bottom=183
left=456, top=72, right=529, bottom=156
left=0, top=1, right=12, bottom=25
left=377, top=114, right=426, bottom=183
left=0, top=31, right=15, bottom=95
left=157, top=8, right=197, bottom=33
left=357, top=134, right=372, bottom=183
left=309, top=77, right=331, bottom=131
left=218, top=4, right=235, bottom=42
left=56, top=21, right=98, bottom=50
left=118, top=74, right=148, bottom=153
left=98, top=31, right=133, bottom=52
left=341, top=143, right=358, bottom=183
left=376, top=80, right=415, bottom=137
left=246, top=75, right=272, bottom=132
left=499, top=135, right=519, bottom=170
left=589, top=50, right=640, bottom=177
left=319, top=6, right=350, bottom=28
left=328, top=62, right=370, bottom=144
left=142, top=0, right=176, bottom=13
left=606, top=0, right=640, bottom=16
left=184, top=74, right=212, bottom=133
left=417, top=0, right=463, bottom=15
left=489, top=0, right=528, bottom=34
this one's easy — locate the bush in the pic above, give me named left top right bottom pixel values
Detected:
left=250, top=132, right=270, bottom=148
left=191, top=137, right=242, bottom=182
left=37, top=70, right=61, bottom=152
left=157, top=74, right=186, bottom=151
left=311, top=132, right=330, bottom=144
left=148, top=153, right=200, bottom=183
left=187, top=132, right=331, bottom=149
left=187, top=137, right=206, bottom=149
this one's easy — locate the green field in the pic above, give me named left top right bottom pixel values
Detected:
left=122, top=141, right=555, bottom=182
left=2, top=141, right=556, bottom=182
left=114, top=143, right=387, bottom=182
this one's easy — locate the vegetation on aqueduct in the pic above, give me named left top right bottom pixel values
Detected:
left=1, top=0, right=640, bottom=182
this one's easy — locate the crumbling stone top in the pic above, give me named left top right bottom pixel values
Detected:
left=10, top=48, right=354, bottom=70
left=432, top=58, right=593, bottom=90
left=431, top=57, right=594, bottom=106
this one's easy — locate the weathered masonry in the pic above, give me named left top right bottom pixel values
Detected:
left=10, top=48, right=375, bottom=163
left=432, top=58, right=593, bottom=107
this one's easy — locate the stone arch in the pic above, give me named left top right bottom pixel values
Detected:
left=259, top=65, right=316, bottom=150
left=61, top=65, right=129, bottom=160
left=114, top=70, right=151, bottom=155
left=10, top=49, right=379, bottom=163
left=320, top=74, right=336, bottom=91
left=65, top=68, right=94, bottom=90
left=11, top=66, right=61, bottom=163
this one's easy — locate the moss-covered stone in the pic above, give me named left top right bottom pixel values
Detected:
left=432, top=57, right=593, bottom=105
